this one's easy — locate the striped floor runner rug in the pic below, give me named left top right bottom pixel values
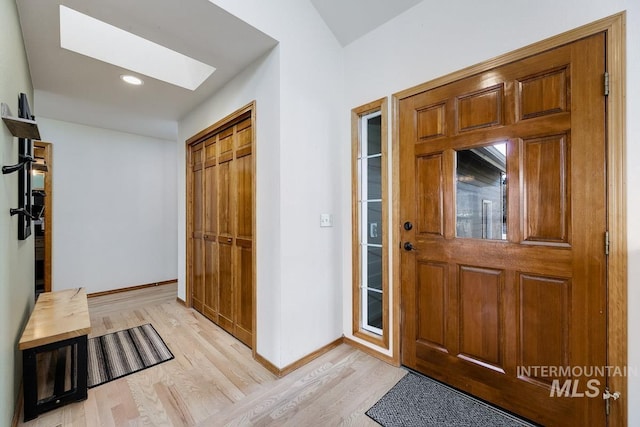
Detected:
left=88, top=323, right=174, bottom=388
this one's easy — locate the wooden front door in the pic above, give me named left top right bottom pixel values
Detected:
left=399, top=34, right=607, bottom=425
left=188, top=108, right=254, bottom=348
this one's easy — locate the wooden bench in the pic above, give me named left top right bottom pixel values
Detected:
left=18, top=288, right=91, bottom=421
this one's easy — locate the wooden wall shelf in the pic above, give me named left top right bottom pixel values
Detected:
left=1, top=102, right=40, bottom=140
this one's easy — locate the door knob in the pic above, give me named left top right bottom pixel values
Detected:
left=404, top=242, right=415, bottom=251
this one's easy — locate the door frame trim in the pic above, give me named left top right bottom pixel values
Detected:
left=185, top=101, right=257, bottom=356
left=33, top=141, right=53, bottom=293
left=391, top=13, right=626, bottom=424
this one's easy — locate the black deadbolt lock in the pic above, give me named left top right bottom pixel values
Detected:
left=403, top=221, right=413, bottom=231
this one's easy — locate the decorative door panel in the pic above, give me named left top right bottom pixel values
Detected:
left=522, top=134, right=570, bottom=243
left=416, top=261, right=447, bottom=350
left=203, top=239, right=219, bottom=321
left=458, top=266, right=504, bottom=372
left=218, top=241, right=234, bottom=332
left=416, top=154, right=444, bottom=236
left=518, top=273, right=571, bottom=385
left=235, top=245, right=253, bottom=346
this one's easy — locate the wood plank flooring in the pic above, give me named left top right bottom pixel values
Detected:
left=18, top=284, right=406, bottom=426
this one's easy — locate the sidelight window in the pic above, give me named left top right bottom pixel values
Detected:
left=352, top=98, right=388, bottom=348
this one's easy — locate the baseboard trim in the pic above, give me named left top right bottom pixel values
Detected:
left=280, top=338, right=343, bottom=376
left=343, top=336, right=400, bottom=366
left=87, top=279, right=177, bottom=298
left=255, top=337, right=344, bottom=377
left=254, top=353, right=281, bottom=376
left=12, top=382, right=22, bottom=427
left=176, top=297, right=187, bottom=307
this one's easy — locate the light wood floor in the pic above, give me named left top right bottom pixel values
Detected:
left=18, top=284, right=406, bottom=426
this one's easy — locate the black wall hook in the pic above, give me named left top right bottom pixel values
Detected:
left=2, top=155, right=34, bottom=174
left=9, top=207, right=42, bottom=221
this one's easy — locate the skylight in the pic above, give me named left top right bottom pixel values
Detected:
left=59, top=5, right=216, bottom=91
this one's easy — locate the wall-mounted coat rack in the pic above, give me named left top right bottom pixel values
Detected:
left=2, top=94, right=41, bottom=239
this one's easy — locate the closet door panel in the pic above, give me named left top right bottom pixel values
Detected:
left=218, top=161, right=232, bottom=238
left=236, top=153, right=252, bottom=239
left=191, top=144, right=204, bottom=312
left=192, top=239, right=204, bottom=312
left=204, top=238, right=218, bottom=321
left=218, top=242, right=234, bottom=333
left=203, top=139, right=219, bottom=321
left=235, top=244, right=253, bottom=346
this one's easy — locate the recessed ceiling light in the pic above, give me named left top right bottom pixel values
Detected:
left=120, top=75, right=144, bottom=86
left=59, top=5, right=216, bottom=90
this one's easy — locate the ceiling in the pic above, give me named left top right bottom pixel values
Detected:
left=16, top=0, right=422, bottom=140
left=310, top=0, right=424, bottom=46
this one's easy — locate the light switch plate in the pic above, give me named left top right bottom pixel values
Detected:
left=320, top=213, right=332, bottom=227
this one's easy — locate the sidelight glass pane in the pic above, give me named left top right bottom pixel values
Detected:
left=367, top=156, right=382, bottom=200
left=456, top=142, right=507, bottom=240
left=366, top=246, right=383, bottom=291
left=366, top=201, right=382, bottom=245
left=355, top=106, right=385, bottom=339
left=367, top=115, right=382, bottom=156
left=367, top=290, right=383, bottom=329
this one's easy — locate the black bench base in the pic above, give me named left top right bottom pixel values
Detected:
left=22, top=335, right=88, bottom=421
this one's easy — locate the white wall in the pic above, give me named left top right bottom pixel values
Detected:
left=0, top=0, right=35, bottom=423
left=37, top=118, right=177, bottom=293
left=340, top=0, right=640, bottom=422
left=179, top=0, right=344, bottom=368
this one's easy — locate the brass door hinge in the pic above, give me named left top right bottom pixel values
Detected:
left=603, top=388, right=620, bottom=416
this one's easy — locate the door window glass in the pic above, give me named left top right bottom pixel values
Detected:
left=456, top=142, right=507, bottom=240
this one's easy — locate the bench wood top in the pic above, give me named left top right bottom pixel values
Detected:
left=19, top=288, right=91, bottom=350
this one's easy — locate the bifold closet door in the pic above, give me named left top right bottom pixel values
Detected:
left=189, top=114, right=253, bottom=348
